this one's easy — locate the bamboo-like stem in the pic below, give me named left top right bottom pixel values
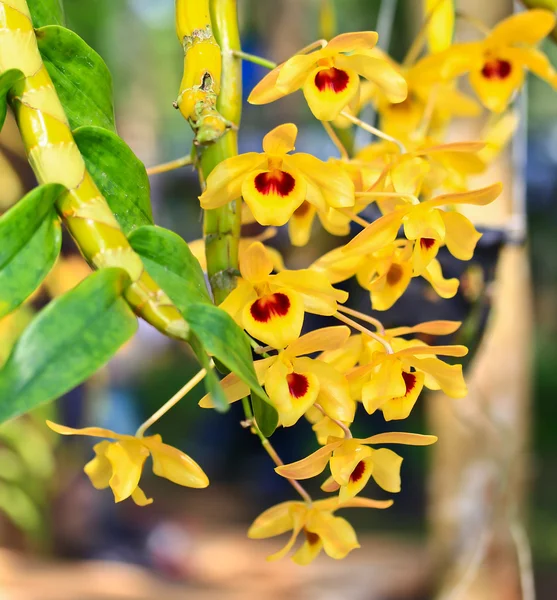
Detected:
left=136, top=368, right=208, bottom=437
left=334, top=311, right=394, bottom=354
left=241, top=397, right=312, bottom=504
left=231, top=49, right=277, bottom=70
left=2, top=0, right=190, bottom=340
left=321, top=120, right=349, bottom=159
left=337, top=305, right=386, bottom=334
left=200, top=0, right=243, bottom=305
left=146, top=155, right=192, bottom=175
left=314, top=403, right=352, bottom=439
left=340, top=110, right=406, bottom=152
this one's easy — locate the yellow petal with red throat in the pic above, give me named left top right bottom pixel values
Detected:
left=262, top=123, right=298, bottom=155
left=303, top=64, right=360, bottom=121
left=271, top=268, right=348, bottom=315
left=143, top=435, right=209, bottom=488
left=489, top=9, right=556, bottom=47
left=422, top=258, right=459, bottom=299
left=242, top=164, right=307, bottom=226
left=84, top=441, right=113, bottom=490
left=367, top=256, right=413, bottom=311
left=104, top=439, right=149, bottom=503
left=239, top=241, right=274, bottom=283
left=288, top=201, right=317, bottom=246
left=411, top=236, right=440, bottom=276
left=330, top=439, right=373, bottom=486
left=242, top=288, right=304, bottom=349
left=441, top=210, right=482, bottom=261
left=409, top=356, right=468, bottom=398
left=381, top=370, right=425, bottom=421
left=338, top=455, right=376, bottom=502
left=265, top=358, right=321, bottom=427
left=336, top=52, right=408, bottom=103
left=292, top=529, right=324, bottom=565
left=306, top=509, right=360, bottom=560
left=199, top=152, right=265, bottom=209
left=287, top=152, right=355, bottom=209
left=470, top=53, right=524, bottom=113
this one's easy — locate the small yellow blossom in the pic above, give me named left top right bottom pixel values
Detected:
left=276, top=431, right=437, bottom=502
left=220, top=241, right=347, bottom=348
left=436, top=9, right=557, bottom=112
left=248, top=32, right=407, bottom=121
left=199, top=326, right=355, bottom=427
left=248, top=496, right=393, bottom=564
left=199, top=123, right=354, bottom=226
left=46, top=421, right=209, bottom=505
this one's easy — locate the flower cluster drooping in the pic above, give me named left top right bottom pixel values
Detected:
left=48, top=7, right=557, bottom=564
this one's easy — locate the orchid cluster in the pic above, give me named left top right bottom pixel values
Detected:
left=47, top=7, right=557, bottom=564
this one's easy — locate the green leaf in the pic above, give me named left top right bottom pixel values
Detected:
left=251, top=394, right=278, bottom=437
left=36, top=25, right=115, bottom=132
left=0, top=69, right=23, bottom=130
left=0, top=184, right=64, bottom=320
left=0, top=269, right=138, bottom=423
left=129, top=225, right=211, bottom=308
left=183, top=303, right=268, bottom=402
left=190, top=335, right=228, bottom=413
left=73, top=126, right=154, bottom=234
left=27, top=0, right=65, bottom=27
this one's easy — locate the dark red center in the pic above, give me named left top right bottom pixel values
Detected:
left=250, top=293, right=291, bottom=323
left=254, top=169, right=296, bottom=197
left=420, top=237, right=436, bottom=250
left=314, top=67, right=350, bottom=93
left=305, top=529, right=320, bottom=546
left=294, top=201, right=311, bottom=217
left=286, top=372, right=309, bottom=398
left=402, top=371, right=417, bottom=395
left=350, top=460, right=366, bottom=483
left=481, top=59, right=512, bottom=80
left=386, top=264, right=404, bottom=286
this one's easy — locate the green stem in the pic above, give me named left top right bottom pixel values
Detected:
left=231, top=49, right=277, bottom=70
left=201, top=0, right=243, bottom=305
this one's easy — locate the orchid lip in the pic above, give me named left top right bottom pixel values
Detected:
left=349, top=460, right=366, bottom=483
left=287, top=372, right=310, bottom=398
left=254, top=169, right=296, bottom=197
left=481, top=58, right=512, bottom=80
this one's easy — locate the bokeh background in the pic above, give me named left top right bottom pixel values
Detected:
left=0, top=0, right=556, bottom=598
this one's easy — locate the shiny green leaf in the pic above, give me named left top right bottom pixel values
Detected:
left=183, top=303, right=268, bottom=402
left=36, top=25, right=115, bottom=132
left=0, top=69, right=23, bottom=130
left=129, top=225, right=211, bottom=307
left=251, top=394, right=278, bottom=437
left=0, top=269, right=138, bottom=423
left=0, top=184, right=64, bottom=320
left=27, top=0, right=65, bottom=27
left=73, top=126, right=153, bottom=234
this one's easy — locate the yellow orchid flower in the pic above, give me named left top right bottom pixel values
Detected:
left=276, top=431, right=437, bottom=502
left=198, top=123, right=354, bottom=226
left=219, top=241, right=348, bottom=348
left=248, top=496, right=393, bottom=564
left=348, top=340, right=468, bottom=419
left=46, top=421, right=209, bottom=505
left=199, top=326, right=356, bottom=427
left=437, top=9, right=557, bottom=112
left=248, top=32, right=407, bottom=121
left=343, top=183, right=502, bottom=277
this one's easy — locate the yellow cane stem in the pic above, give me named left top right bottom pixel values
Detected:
left=175, top=0, right=230, bottom=144
left=199, top=0, right=243, bottom=305
left=1, top=0, right=189, bottom=340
